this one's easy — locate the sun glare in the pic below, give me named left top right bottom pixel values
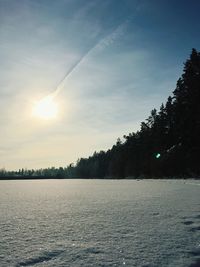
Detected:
left=32, top=95, right=58, bottom=120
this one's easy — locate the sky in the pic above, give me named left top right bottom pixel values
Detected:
left=0, top=0, right=200, bottom=170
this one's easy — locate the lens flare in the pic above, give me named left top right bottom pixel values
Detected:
left=156, top=153, right=161, bottom=159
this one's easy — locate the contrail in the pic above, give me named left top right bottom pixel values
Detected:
left=53, top=46, right=94, bottom=97
left=52, top=18, right=131, bottom=98
left=95, top=17, right=131, bottom=51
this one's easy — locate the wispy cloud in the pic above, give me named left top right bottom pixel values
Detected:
left=54, top=18, right=131, bottom=95
left=95, top=18, right=131, bottom=51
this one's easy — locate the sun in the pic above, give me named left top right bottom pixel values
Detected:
left=32, top=95, right=58, bottom=120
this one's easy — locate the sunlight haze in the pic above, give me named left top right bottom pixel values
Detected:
left=0, top=0, right=199, bottom=169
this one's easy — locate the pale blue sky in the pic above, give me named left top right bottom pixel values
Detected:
left=0, top=0, right=199, bottom=169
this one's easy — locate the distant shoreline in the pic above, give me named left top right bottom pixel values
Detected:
left=0, top=176, right=61, bottom=180
left=0, top=176, right=199, bottom=180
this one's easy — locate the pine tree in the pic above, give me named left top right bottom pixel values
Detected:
left=172, top=49, right=200, bottom=174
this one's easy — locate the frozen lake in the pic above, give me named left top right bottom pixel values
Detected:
left=0, top=179, right=199, bottom=267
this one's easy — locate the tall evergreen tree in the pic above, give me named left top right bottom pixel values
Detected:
left=173, top=48, right=200, bottom=174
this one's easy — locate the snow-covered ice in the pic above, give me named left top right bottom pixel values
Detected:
left=0, top=179, right=199, bottom=267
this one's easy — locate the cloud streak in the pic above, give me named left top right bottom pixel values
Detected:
left=53, top=18, right=131, bottom=97
left=95, top=18, right=131, bottom=51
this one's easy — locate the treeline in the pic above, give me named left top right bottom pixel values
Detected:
left=70, top=49, right=200, bottom=178
left=0, top=167, right=68, bottom=179
left=1, top=49, right=200, bottom=179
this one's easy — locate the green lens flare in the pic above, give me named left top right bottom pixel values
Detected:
left=156, top=153, right=161, bottom=159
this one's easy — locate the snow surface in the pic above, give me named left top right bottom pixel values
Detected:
left=0, top=179, right=199, bottom=267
